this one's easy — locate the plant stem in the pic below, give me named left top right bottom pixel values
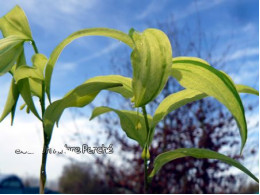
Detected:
left=40, top=139, right=48, bottom=194
left=32, top=40, right=39, bottom=54
left=142, top=106, right=150, bottom=193
left=144, top=145, right=148, bottom=193
left=31, top=41, right=48, bottom=194
left=39, top=89, right=47, bottom=194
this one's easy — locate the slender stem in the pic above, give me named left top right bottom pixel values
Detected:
left=144, top=146, right=148, bottom=193
left=31, top=41, right=48, bottom=194
left=32, top=40, right=39, bottom=54
left=40, top=140, right=48, bottom=194
left=39, top=86, right=47, bottom=194
left=142, top=106, right=150, bottom=193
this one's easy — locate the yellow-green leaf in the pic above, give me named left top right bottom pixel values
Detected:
left=0, top=5, right=32, bottom=39
left=29, top=79, right=42, bottom=98
left=90, top=106, right=151, bottom=148
left=85, top=75, right=133, bottom=98
left=149, top=148, right=259, bottom=183
left=32, top=53, right=48, bottom=72
left=130, top=28, right=172, bottom=107
left=0, top=35, right=24, bottom=75
left=45, top=28, right=134, bottom=102
left=43, top=82, right=122, bottom=144
left=152, top=84, right=259, bottom=129
left=171, top=57, right=247, bottom=153
left=13, top=65, right=44, bottom=83
left=16, top=51, right=41, bottom=120
left=234, top=84, right=259, bottom=96
left=0, top=78, right=19, bottom=124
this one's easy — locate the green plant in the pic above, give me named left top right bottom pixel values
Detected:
left=0, top=5, right=258, bottom=193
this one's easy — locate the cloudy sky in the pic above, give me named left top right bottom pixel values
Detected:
left=0, top=0, right=258, bottom=183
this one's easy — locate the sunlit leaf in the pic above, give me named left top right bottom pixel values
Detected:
left=171, top=57, right=247, bottom=153
left=130, top=28, right=172, bottom=107
left=0, top=50, right=43, bottom=123
left=171, top=56, right=210, bottom=66
left=13, top=65, right=44, bottom=83
left=85, top=75, right=133, bottom=98
left=152, top=84, right=259, bottom=129
left=45, top=28, right=134, bottom=102
left=236, top=84, right=259, bottom=96
left=0, top=35, right=25, bottom=75
left=0, top=78, right=19, bottom=124
left=32, top=53, right=48, bottom=72
left=16, top=51, right=41, bottom=120
left=90, top=106, right=152, bottom=148
left=149, top=148, right=259, bottom=183
left=12, top=54, right=47, bottom=99
left=43, top=82, right=122, bottom=144
left=0, top=5, right=32, bottom=39
left=29, top=79, right=42, bottom=98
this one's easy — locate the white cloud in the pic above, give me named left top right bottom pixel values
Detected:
left=174, top=0, right=224, bottom=21
left=53, top=42, right=121, bottom=74
left=136, top=1, right=163, bottom=20
left=76, top=42, right=121, bottom=63
left=56, top=62, right=78, bottom=72
left=0, top=0, right=100, bottom=33
left=226, top=48, right=259, bottom=62
left=229, top=71, right=258, bottom=84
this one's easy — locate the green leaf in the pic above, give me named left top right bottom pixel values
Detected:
left=32, top=53, right=48, bottom=72
left=152, top=84, right=259, bottom=129
left=43, top=82, right=123, bottom=144
left=45, top=28, right=134, bottom=102
left=171, top=56, right=210, bottom=66
left=171, top=57, right=247, bottom=153
left=130, top=28, right=172, bottom=107
left=12, top=54, right=47, bottom=99
left=29, top=79, right=42, bottom=98
left=0, top=35, right=25, bottom=75
left=29, top=54, right=48, bottom=98
left=149, top=148, right=259, bottom=183
left=85, top=75, right=133, bottom=98
left=0, top=5, right=32, bottom=39
left=0, top=50, right=44, bottom=123
left=234, top=84, right=259, bottom=96
left=13, top=65, right=44, bottom=83
left=17, top=78, right=41, bottom=120
left=0, top=78, right=19, bottom=124
left=16, top=50, right=41, bottom=120
left=90, top=106, right=152, bottom=148
left=13, top=65, right=43, bottom=98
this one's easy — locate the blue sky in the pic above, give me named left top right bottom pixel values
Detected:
left=0, top=0, right=258, bottom=182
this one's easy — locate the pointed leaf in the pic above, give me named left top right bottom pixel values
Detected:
left=0, top=5, right=32, bottom=39
left=130, top=28, right=172, bottom=107
left=85, top=75, right=133, bottom=98
left=171, top=57, right=247, bottom=153
left=43, top=82, right=122, bottom=144
left=45, top=28, right=134, bottom=101
left=17, top=79, right=41, bottom=120
left=0, top=35, right=24, bottom=75
left=16, top=51, right=41, bottom=120
left=149, top=148, right=258, bottom=183
left=0, top=78, right=19, bottom=124
left=32, top=53, right=48, bottom=72
left=152, top=84, right=259, bottom=129
left=171, top=56, right=210, bottom=66
left=90, top=106, right=152, bottom=148
left=234, top=84, right=259, bottom=96
left=13, top=65, right=44, bottom=83
left=29, top=79, right=42, bottom=98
